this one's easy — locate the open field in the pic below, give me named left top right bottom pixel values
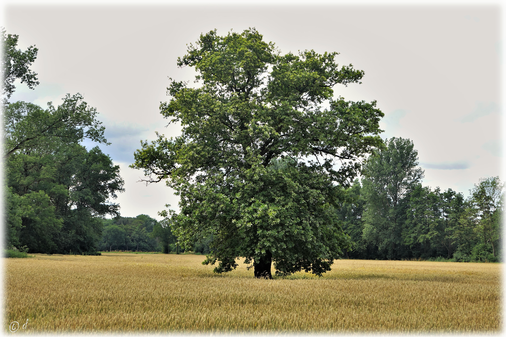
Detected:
left=4, top=253, right=501, bottom=333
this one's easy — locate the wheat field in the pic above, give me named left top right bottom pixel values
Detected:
left=4, top=253, right=501, bottom=333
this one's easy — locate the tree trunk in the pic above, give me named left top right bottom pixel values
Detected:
left=254, top=251, right=273, bottom=279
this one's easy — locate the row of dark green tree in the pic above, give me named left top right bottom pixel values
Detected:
left=337, top=137, right=502, bottom=262
left=98, top=214, right=212, bottom=254
left=100, top=215, right=160, bottom=252
left=3, top=29, right=124, bottom=254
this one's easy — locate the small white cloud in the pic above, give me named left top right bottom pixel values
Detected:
left=482, top=140, right=502, bottom=157
left=459, top=102, right=499, bottom=123
left=421, top=161, right=470, bottom=170
left=9, top=82, right=66, bottom=106
left=104, top=122, right=151, bottom=139
left=380, top=109, right=407, bottom=138
left=84, top=120, right=172, bottom=164
left=114, top=162, right=179, bottom=220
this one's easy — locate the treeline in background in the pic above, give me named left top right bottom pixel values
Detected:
left=337, top=137, right=502, bottom=263
left=338, top=177, right=501, bottom=262
left=98, top=215, right=212, bottom=255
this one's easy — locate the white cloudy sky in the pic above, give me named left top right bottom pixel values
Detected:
left=2, top=1, right=503, bottom=220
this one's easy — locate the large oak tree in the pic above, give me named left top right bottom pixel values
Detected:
left=132, top=28, right=384, bottom=278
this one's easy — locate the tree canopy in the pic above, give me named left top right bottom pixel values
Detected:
left=132, top=28, right=384, bottom=278
left=5, top=101, right=124, bottom=253
left=2, top=28, right=39, bottom=100
left=4, top=95, right=108, bottom=159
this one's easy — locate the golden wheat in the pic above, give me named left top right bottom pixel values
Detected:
left=4, top=253, right=501, bottom=333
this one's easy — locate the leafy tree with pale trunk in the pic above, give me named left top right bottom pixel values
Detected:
left=362, top=137, right=424, bottom=260
left=404, top=184, right=441, bottom=258
left=466, top=176, right=503, bottom=260
left=132, top=28, right=384, bottom=278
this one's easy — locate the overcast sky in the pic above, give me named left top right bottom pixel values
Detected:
left=3, top=1, right=503, bottom=220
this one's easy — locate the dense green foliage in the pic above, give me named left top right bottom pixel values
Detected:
left=4, top=250, right=30, bottom=258
left=3, top=29, right=124, bottom=254
left=151, top=219, right=179, bottom=254
left=99, top=215, right=210, bottom=254
left=337, top=138, right=502, bottom=262
left=99, top=215, right=159, bottom=252
left=132, top=28, right=384, bottom=278
left=2, top=29, right=39, bottom=100
left=4, top=246, right=31, bottom=258
left=362, top=137, right=424, bottom=259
